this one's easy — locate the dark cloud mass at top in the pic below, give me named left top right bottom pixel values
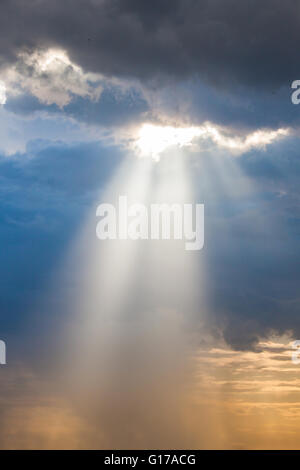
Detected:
left=0, top=0, right=300, bottom=90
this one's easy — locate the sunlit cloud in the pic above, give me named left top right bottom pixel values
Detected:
left=134, top=123, right=289, bottom=160
left=2, top=48, right=103, bottom=107
left=0, top=81, right=6, bottom=105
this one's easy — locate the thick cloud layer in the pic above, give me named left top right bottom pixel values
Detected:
left=0, top=0, right=300, bottom=90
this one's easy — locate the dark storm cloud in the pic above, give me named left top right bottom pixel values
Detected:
left=0, top=0, right=300, bottom=90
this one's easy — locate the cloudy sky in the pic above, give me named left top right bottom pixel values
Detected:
left=1, top=0, right=300, bottom=449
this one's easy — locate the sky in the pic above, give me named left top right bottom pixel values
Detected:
left=1, top=0, right=300, bottom=449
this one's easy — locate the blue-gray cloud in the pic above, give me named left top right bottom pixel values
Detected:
left=0, top=140, right=123, bottom=338
left=4, top=86, right=148, bottom=127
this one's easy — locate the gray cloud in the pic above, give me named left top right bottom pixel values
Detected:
left=0, top=0, right=299, bottom=91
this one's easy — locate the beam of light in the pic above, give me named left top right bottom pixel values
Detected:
left=45, top=144, right=205, bottom=449
left=63, top=155, right=153, bottom=362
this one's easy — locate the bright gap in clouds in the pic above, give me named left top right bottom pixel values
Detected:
left=136, top=124, right=204, bottom=160
left=135, top=123, right=289, bottom=160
